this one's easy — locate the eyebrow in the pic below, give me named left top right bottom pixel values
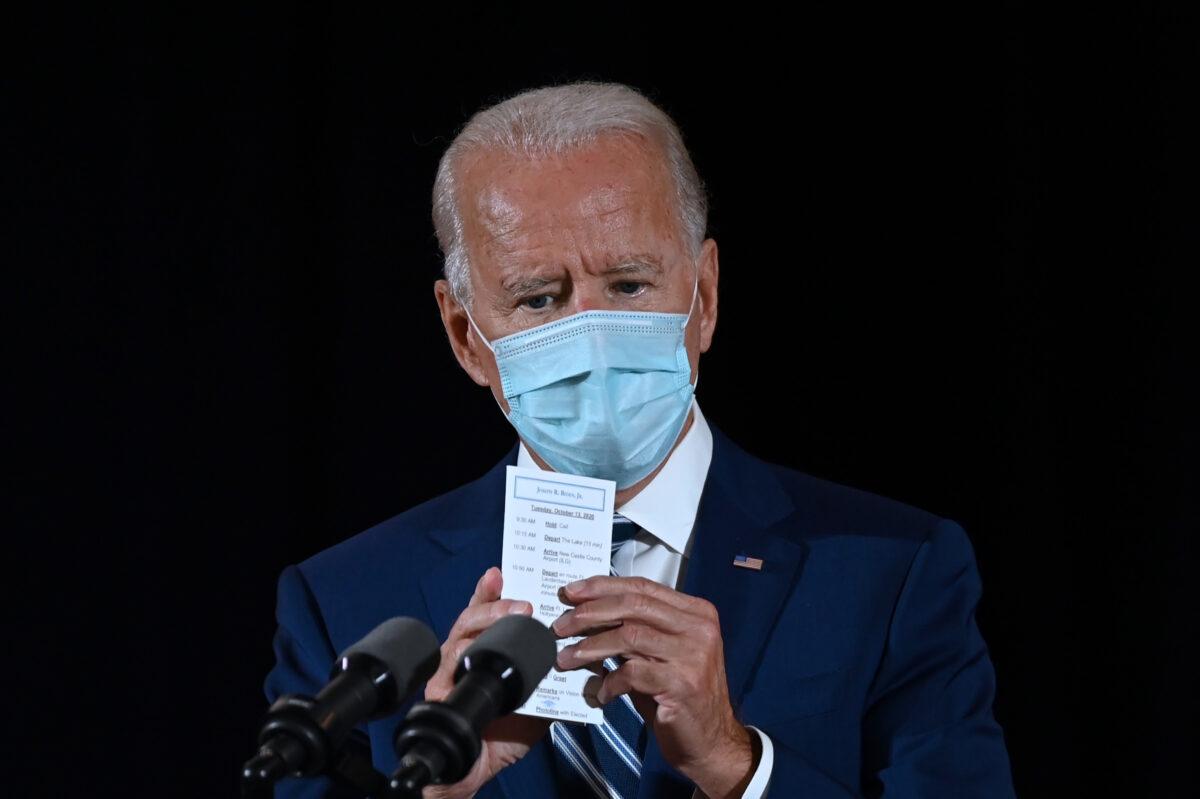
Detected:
left=502, top=275, right=558, bottom=297
left=604, top=256, right=664, bottom=277
left=501, top=257, right=664, bottom=298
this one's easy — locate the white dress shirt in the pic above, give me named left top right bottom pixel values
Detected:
left=517, top=397, right=774, bottom=799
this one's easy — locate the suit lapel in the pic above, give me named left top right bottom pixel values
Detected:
left=638, top=422, right=809, bottom=799
left=684, top=424, right=807, bottom=705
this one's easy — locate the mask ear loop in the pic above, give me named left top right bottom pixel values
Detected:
left=680, top=261, right=701, bottom=331
left=463, top=302, right=497, bottom=355
left=462, top=301, right=515, bottom=420
left=679, top=259, right=701, bottom=395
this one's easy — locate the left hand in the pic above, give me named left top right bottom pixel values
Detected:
left=553, top=576, right=757, bottom=799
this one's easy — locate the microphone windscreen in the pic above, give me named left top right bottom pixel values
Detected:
left=341, top=617, right=441, bottom=696
left=462, top=615, right=557, bottom=709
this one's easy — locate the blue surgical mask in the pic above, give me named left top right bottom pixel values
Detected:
left=465, top=275, right=700, bottom=490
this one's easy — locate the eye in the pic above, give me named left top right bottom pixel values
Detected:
left=615, top=281, right=644, bottom=296
left=525, top=295, right=552, bottom=310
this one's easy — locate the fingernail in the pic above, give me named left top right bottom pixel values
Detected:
left=551, top=610, right=572, bottom=634
left=556, top=646, right=575, bottom=669
left=508, top=601, right=532, bottom=615
left=565, top=579, right=584, bottom=593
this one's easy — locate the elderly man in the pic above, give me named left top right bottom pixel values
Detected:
left=265, top=82, right=1016, bottom=798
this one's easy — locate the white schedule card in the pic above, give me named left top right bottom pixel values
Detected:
left=500, top=465, right=614, bottom=725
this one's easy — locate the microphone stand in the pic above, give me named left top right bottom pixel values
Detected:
left=240, top=700, right=420, bottom=799
left=242, top=741, right=423, bottom=798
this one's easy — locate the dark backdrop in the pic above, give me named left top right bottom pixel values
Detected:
left=9, top=4, right=1196, bottom=797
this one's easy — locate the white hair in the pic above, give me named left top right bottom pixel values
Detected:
left=431, top=81, right=709, bottom=308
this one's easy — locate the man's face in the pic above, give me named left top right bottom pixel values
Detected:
left=435, top=133, right=719, bottom=415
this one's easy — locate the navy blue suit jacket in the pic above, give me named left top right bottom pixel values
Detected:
left=264, top=421, right=1015, bottom=797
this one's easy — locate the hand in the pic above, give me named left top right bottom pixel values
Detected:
left=553, top=576, right=758, bottom=799
left=422, top=566, right=551, bottom=799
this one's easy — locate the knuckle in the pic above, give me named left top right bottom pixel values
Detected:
left=454, top=605, right=482, bottom=631
left=698, top=620, right=719, bottom=646
left=623, top=623, right=645, bottom=651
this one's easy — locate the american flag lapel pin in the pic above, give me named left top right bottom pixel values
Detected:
left=733, top=553, right=764, bottom=571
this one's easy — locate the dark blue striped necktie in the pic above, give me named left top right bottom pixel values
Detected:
left=550, top=513, right=648, bottom=798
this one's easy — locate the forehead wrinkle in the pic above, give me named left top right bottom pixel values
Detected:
left=577, top=182, right=635, bottom=218
left=579, top=177, right=676, bottom=255
left=473, top=184, right=528, bottom=243
left=460, top=140, right=686, bottom=302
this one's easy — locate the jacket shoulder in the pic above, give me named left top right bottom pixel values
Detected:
left=710, top=422, right=945, bottom=544
left=300, top=486, right=461, bottom=578
left=772, top=462, right=943, bottom=542
left=289, top=445, right=515, bottom=629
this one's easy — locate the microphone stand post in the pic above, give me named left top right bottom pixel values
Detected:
left=240, top=696, right=407, bottom=799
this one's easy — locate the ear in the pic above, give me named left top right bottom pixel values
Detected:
left=696, top=238, right=719, bottom=353
left=434, top=279, right=490, bottom=386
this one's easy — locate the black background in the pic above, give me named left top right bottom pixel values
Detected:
left=8, top=4, right=1196, bottom=797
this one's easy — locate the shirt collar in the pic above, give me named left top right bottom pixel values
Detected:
left=516, top=397, right=713, bottom=555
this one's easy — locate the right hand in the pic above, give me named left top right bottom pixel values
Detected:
left=422, top=566, right=551, bottom=799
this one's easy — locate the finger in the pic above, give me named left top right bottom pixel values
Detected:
left=426, top=634, right=474, bottom=696
left=575, top=660, right=606, bottom=677
left=449, top=597, right=532, bottom=640
left=445, top=636, right=473, bottom=677
left=556, top=624, right=680, bottom=670
left=552, top=592, right=699, bottom=639
left=430, top=604, right=530, bottom=700
left=581, top=666, right=657, bottom=721
left=594, top=659, right=673, bottom=706
left=582, top=673, right=604, bottom=708
left=558, top=575, right=698, bottom=613
left=467, top=566, right=503, bottom=607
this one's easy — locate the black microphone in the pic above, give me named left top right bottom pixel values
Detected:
left=389, top=614, right=556, bottom=794
left=244, top=617, right=441, bottom=787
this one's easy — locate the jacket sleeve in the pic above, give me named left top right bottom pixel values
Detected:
left=757, top=739, right=865, bottom=797
left=262, top=564, right=362, bottom=799
left=858, top=518, right=1016, bottom=798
